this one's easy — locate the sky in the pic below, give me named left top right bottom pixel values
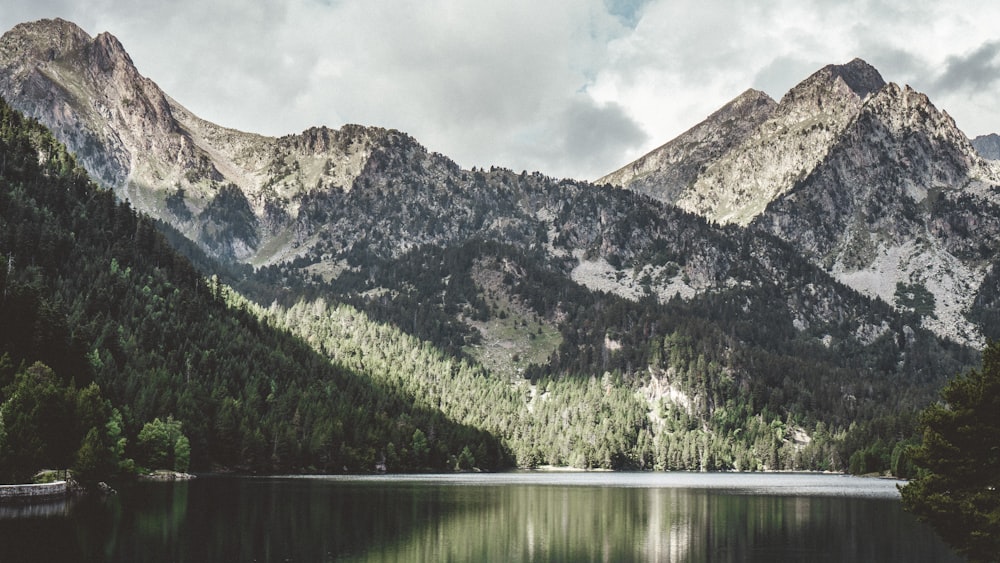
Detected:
left=3, top=1, right=1000, bottom=181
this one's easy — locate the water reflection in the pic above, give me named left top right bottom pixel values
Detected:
left=0, top=496, right=76, bottom=520
left=0, top=474, right=964, bottom=562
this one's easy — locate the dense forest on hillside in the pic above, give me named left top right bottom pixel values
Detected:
left=247, top=234, right=974, bottom=474
left=0, top=97, right=505, bottom=481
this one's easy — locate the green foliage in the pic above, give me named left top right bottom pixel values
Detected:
left=969, top=254, right=1000, bottom=341
left=165, top=186, right=192, bottom=222
left=0, top=362, right=122, bottom=485
left=136, top=417, right=189, bottom=472
left=73, top=427, right=109, bottom=484
left=174, top=435, right=191, bottom=473
left=899, top=342, right=1000, bottom=561
left=0, top=363, right=77, bottom=482
left=411, top=429, right=429, bottom=468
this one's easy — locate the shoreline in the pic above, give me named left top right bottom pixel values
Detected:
left=0, top=480, right=68, bottom=502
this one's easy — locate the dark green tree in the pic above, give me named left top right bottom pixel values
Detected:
left=136, top=416, right=188, bottom=472
left=0, top=363, right=76, bottom=482
left=900, top=342, right=1000, bottom=562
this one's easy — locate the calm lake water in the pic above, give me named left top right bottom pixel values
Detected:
left=0, top=472, right=962, bottom=562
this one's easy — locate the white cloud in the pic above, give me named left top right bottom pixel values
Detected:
left=3, top=0, right=1000, bottom=180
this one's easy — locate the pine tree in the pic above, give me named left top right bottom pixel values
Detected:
left=899, top=342, right=1000, bottom=562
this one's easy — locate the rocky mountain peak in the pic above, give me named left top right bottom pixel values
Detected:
left=781, top=58, right=885, bottom=105
left=827, top=57, right=886, bottom=98
left=598, top=57, right=1000, bottom=344
left=662, top=59, right=883, bottom=225
left=604, top=59, right=893, bottom=226
left=972, top=133, right=1000, bottom=160
left=755, top=79, right=1000, bottom=346
left=0, top=18, right=186, bottom=191
left=730, top=88, right=777, bottom=110
left=0, top=18, right=90, bottom=64
left=596, top=87, right=776, bottom=201
left=91, top=31, right=135, bottom=73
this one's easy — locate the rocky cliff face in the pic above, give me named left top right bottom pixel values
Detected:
left=756, top=83, right=1000, bottom=345
left=0, top=18, right=186, bottom=191
left=603, top=59, right=887, bottom=226
left=597, top=88, right=777, bottom=202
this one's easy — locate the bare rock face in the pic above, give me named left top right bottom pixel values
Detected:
left=678, top=59, right=886, bottom=225
left=1, top=19, right=154, bottom=188
left=597, top=88, right=777, bottom=202
left=603, top=59, right=887, bottom=226
left=757, top=83, right=1000, bottom=345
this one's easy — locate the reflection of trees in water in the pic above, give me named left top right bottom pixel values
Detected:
left=0, top=496, right=75, bottom=519
left=0, top=477, right=966, bottom=561
left=341, top=484, right=961, bottom=563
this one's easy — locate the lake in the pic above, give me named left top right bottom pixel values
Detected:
left=0, top=472, right=962, bottom=562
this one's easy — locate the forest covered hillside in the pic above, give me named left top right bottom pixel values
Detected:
left=0, top=97, right=506, bottom=479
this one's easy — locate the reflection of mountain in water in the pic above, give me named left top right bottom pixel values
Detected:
left=0, top=473, right=965, bottom=561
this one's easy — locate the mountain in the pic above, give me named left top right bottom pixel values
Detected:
left=0, top=19, right=983, bottom=475
left=596, top=88, right=777, bottom=203
left=754, top=83, right=1000, bottom=345
left=0, top=18, right=404, bottom=264
left=972, top=133, right=1000, bottom=160
left=599, top=58, right=889, bottom=225
left=602, top=58, right=1000, bottom=346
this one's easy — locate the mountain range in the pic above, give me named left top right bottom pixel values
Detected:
left=1, top=18, right=996, bottom=474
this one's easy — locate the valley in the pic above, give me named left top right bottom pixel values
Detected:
left=1, top=18, right=996, bottom=478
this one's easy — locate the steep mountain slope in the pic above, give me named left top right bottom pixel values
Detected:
left=0, top=19, right=400, bottom=264
left=0, top=97, right=505, bottom=473
left=597, top=88, right=777, bottom=202
left=756, top=84, right=1000, bottom=345
left=601, top=59, right=887, bottom=225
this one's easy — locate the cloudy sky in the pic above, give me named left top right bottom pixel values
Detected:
left=3, top=1, right=999, bottom=180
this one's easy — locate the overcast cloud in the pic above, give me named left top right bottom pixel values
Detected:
left=3, top=0, right=1000, bottom=180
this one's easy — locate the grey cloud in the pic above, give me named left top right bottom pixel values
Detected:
left=751, top=56, right=828, bottom=99
left=564, top=99, right=648, bottom=167
left=933, top=41, right=1000, bottom=93
left=515, top=97, right=648, bottom=180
